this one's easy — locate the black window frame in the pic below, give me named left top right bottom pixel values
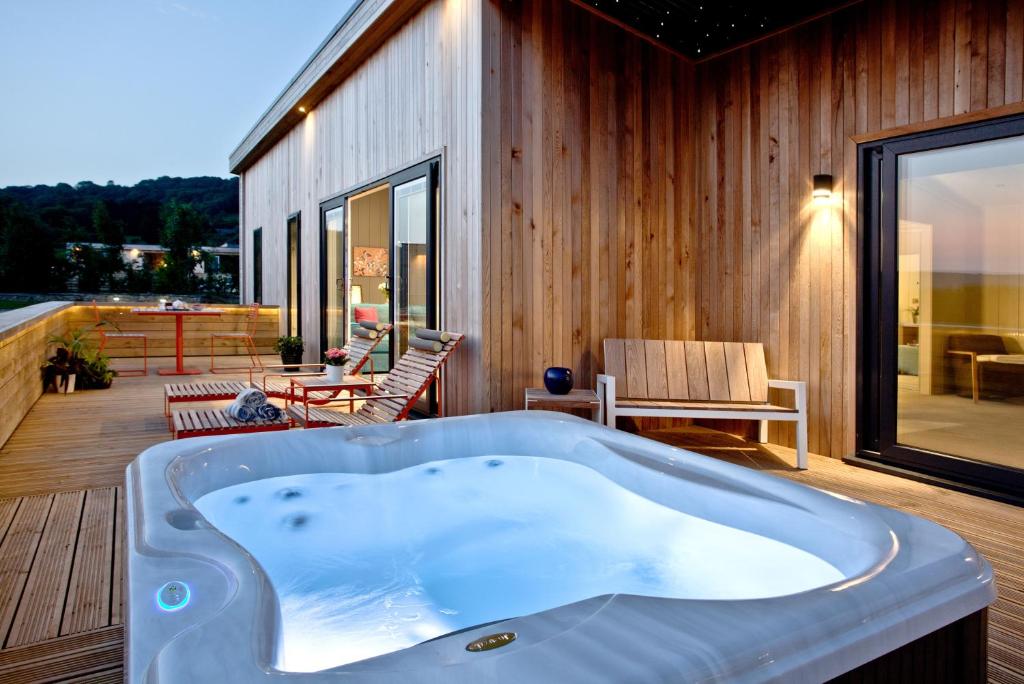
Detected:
left=286, top=212, right=302, bottom=338
left=856, top=113, right=1024, bottom=505
left=252, top=227, right=263, bottom=304
left=319, top=196, right=346, bottom=355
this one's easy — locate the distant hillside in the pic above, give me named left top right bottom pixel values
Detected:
left=0, top=176, right=238, bottom=245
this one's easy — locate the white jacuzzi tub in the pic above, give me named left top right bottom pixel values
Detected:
left=126, top=412, right=995, bottom=682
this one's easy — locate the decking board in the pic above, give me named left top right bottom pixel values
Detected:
left=60, top=488, right=116, bottom=637
left=0, top=495, right=53, bottom=649
left=0, top=625, right=123, bottom=683
left=6, top=490, right=84, bottom=647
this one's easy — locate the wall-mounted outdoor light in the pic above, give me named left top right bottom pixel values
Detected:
left=812, top=174, right=833, bottom=204
left=297, top=106, right=307, bottom=114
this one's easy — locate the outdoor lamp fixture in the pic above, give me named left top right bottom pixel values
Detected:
left=813, top=174, right=833, bottom=204
left=298, top=106, right=307, bottom=114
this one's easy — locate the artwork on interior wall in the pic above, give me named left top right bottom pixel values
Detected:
left=352, top=247, right=389, bottom=277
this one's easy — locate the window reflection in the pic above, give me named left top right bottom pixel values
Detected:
left=896, top=135, right=1024, bottom=470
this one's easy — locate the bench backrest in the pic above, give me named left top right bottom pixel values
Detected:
left=948, top=333, right=1007, bottom=355
left=603, top=339, right=769, bottom=403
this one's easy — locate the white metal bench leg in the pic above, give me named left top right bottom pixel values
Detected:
left=794, top=382, right=808, bottom=470
left=596, top=374, right=616, bottom=428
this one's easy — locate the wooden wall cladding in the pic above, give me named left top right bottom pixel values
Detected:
left=692, top=0, right=1024, bottom=458
left=64, top=305, right=281, bottom=358
left=481, top=0, right=698, bottom=414
left=0, top=304, right=73, bottom=449
left=240, top=0, right=484, bottom=416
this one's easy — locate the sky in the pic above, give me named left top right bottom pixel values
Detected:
left=0, top=0, right=357, bottom=187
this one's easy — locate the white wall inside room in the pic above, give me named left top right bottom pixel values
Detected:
left=349, top=186, right=391, bottom=308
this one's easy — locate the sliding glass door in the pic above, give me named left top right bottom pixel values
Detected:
left=319, top=158, right=440, bottom=410
left=859, top=115, right=1024, bottom=502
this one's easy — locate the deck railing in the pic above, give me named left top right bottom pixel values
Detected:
left=0, top=302, right=280, bottom=448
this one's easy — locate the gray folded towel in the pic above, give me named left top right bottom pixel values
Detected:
left=227, top=402, right=258, bottom=422
left=256, top=403, right=282, bottom=421
left=235, top=387, right=267, bottom=408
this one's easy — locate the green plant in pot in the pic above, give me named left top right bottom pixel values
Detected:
left=274, top=336, right=304, bottom=372
left=43, top=325, right=117, bottom=392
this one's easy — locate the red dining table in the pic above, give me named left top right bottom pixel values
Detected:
left=132, top=307, right=224, bottom=375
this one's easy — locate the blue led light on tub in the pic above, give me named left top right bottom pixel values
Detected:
left=157, top=581, right=191, bottom=612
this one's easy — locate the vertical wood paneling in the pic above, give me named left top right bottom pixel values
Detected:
left=693, top=0, right=1024, bottom=457
left=238, top=0, right=1024, bottom=452
left=239, top=0, right=484, bottom=415
left=480, top=0, right=697, bottom=413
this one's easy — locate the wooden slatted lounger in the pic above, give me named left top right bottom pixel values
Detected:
left=259, top=323, right=392, bottom=402
left=171, top=408, right=290, bottom=440
left=287, top=330, right=463, bottom=428
left=161, top=323, right=392, bottom=421
left=598, top=339, right=808, bottom=469
left=164, top=380, right=251, bottom=418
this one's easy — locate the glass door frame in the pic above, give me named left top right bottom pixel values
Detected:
left=387, top=159, right=440, bottom=370
left=286, top=212, right=301, bottom=337
left=318, top=196, right=346, bottom=355
left=857, top=113, right=1024, bottom=503
left=318, top=158, right=441, bottom=395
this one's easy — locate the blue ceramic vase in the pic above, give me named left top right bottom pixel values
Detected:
left=543, top=367, right=574, bottom=395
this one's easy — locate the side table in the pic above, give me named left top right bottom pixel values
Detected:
left=524, top=388, right=604, bottom=423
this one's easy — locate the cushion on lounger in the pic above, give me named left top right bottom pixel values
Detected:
left=354, top=306, right=378, bottom=324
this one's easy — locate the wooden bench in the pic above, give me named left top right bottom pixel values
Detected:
left=598, top=339, right=808, bottom=469
left=171, top=408, right=290, bottom=440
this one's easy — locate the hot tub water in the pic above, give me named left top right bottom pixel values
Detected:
left=194, top=455, right=844, bottom=673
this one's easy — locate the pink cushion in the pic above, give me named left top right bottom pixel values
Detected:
left=353, top=306, right=378, bottom=324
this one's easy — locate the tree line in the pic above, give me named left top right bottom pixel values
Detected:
left=0, top=177, right=238, bottom=296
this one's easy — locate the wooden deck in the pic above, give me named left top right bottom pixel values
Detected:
left=0, top=361, right=1020, bottom=681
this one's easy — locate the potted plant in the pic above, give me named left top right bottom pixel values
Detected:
left=78, top=352, right=116, bottom=389
left=323, top=347, right=350, bottom=382
left=43, top=325, right=117, bottom=393
left=274, top=336, right=304, bottom=371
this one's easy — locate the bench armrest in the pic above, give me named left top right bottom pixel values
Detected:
left=767, top=379, right=807, bottom=414
left=596, top=374, right=616, bottom=399
left=594, top=375, right=615, bottom=425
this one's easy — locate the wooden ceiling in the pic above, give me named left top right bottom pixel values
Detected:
left=578, top=0, right=853, bottom=59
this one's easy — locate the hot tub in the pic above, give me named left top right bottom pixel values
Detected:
left=126, top=412, right=995, bottom=682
